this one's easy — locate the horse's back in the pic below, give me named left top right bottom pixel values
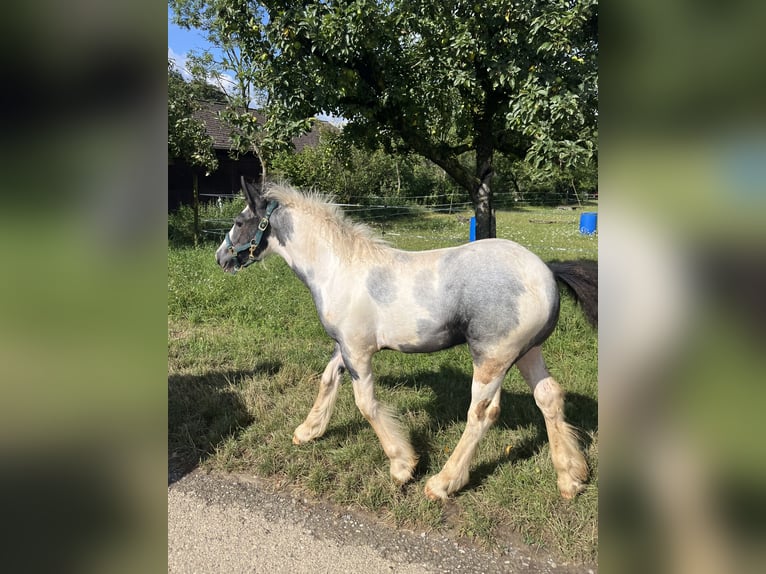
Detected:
left=436, top=238, right=551, bottom=283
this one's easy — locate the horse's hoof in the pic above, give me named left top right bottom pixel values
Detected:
left=558, top=478, right=586, bottom=499
left=391, top=469, right=412, bottom=485
left=557, top=466, right=587, bottom=498
left=292, top=428, right=310, bottom=445
left=424, top=477, right=448, bottom=501
left=390, top=457, right=417, bottom=485
left=424, top=485, right=442, bottom=501
left=292, top=423, right=315, bottom=445
left=557, top=456, right=588, bottom=498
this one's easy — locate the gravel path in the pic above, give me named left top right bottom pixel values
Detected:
left=168, top=471, right=596, bottom=574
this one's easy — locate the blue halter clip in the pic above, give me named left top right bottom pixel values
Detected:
left=224, top=201, right=279, bottom=271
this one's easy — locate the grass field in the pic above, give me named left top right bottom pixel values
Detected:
left=168, top=202, right=598, bottom=564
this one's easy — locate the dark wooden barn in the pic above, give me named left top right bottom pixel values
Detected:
left=168, top=101, right=324, bottom=210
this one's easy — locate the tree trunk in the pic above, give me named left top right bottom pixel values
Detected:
left=509, top=169, right=524, bottom=202
left=380, top=108, right=499, bottom=238
left=472, top=142, right=496, bottom=239
left=473, top=178, right=495, bottom=239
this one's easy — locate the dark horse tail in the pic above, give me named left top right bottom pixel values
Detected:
left=548, top=260, right=598, bottom=328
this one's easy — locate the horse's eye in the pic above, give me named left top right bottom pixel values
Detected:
left=235, top=220, right=243, bottom=228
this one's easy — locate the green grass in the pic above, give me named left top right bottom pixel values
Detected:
left=168, top=205, right=598, bottom=564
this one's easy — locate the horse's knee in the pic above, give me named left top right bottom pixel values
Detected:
left=353, top=392, right=377, bottom=421
left=532, top=378, right=564, bottom=417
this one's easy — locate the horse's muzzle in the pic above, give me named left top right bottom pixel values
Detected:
left=215, top=246, right=237, bottom=274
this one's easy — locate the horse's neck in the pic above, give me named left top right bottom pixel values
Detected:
left=275, top=211, right=384, bottom=290
left=274, top=218, right=351, bottom=284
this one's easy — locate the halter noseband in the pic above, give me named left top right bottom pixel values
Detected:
left=224, top=200, right=279, bottom=271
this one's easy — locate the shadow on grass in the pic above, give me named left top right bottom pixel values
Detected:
left=376, top=365, right=597, bottom=491
left=168, top=362, right=281, bottom=484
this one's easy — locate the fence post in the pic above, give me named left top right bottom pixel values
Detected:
left=192, top=172, right=200, bottom=247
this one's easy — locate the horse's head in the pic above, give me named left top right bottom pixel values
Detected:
left=215, top=177, right=278, bottom=273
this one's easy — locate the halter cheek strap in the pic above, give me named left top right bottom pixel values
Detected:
left=225, top=200, right=279, bottom=270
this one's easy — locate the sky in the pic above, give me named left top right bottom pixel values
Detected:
left=168, top=8, right=243, bottom=101
left=167, top=7, right=219, bottom=78
left=167, top=7, right=343, bottom=125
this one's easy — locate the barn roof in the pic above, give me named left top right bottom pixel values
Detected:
left=192, top=101, right=329, bottom=153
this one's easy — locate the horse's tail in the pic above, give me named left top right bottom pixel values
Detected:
left=548, top=260, right=598, bottom=328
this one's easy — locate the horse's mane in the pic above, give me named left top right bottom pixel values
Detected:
left=264, top=184, right=390, bottom=261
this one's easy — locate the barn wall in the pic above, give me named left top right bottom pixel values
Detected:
left=168, top=151, right=261, bottom=210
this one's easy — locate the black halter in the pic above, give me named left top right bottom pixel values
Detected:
left=224, top=201, right=279, bottom=270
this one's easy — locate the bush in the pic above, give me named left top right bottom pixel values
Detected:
left=270, top=131, right=466, bottom=210
left=493, top=154, right=597, bottom=207
left=168, top=197, right=246, bottom=247
left=168, top=205, right=196, bottom=246
left=270, top=130, right=597, bottom=211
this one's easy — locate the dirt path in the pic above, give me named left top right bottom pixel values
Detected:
left=168, top=471, right=595, bottom=574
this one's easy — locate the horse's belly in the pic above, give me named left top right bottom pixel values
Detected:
left=378, top=319, right=465, bottom=354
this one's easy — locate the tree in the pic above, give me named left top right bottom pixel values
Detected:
left=168, top=59, right=218, bottom=173
left=170, top=0, right=597, bottom=239
left=170, top=2, right=312, bottom=190
left=168, top=59, right=219, bottom=244
left=270, top=128, right=465, bottom=206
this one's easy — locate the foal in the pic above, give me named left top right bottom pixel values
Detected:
left=215, top=180, right=596, bottom=500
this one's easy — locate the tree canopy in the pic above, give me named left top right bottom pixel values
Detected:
left=170, top=0, right=597, bottom=238
left=167, top=60, right=218, bottom=173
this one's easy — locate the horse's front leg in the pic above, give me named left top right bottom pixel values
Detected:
left=347, top=350, right=418, bottom=485
left=293, top=345, right=345, bottom=445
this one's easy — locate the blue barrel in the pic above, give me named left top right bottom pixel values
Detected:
left=579, top=212, right=598, bottom=235
left=469, top=217, right=477, bottom=241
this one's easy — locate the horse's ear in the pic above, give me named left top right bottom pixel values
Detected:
left=241, top=175, right=263, bottom=212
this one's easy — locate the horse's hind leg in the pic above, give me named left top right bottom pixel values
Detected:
left=516, top=346, right=588, bottom=499
left=425, top=359, right=507, bottom=501
left=293, top=345, right=345, bottom=445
